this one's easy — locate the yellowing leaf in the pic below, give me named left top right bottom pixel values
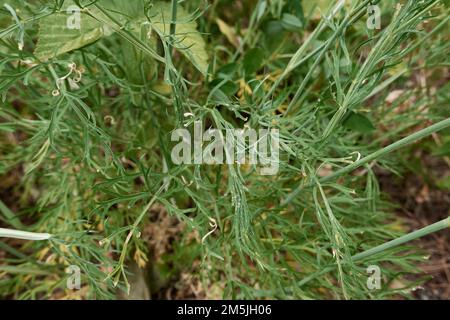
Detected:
left=216, top=18, right=239, bottom=48
left=303, top=0, right=351, bottom=20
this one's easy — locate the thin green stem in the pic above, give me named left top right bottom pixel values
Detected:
left=0, top=200, right=24, bottom=229
left=284, top=0, right=372, bottom=114
left=296, top=216, right=450, bottom=288
left=90, top=4, right=165, bottom=63
left=353, top=216, right=450, bottom=261
left=170, top=0, right=178, bottom=46
left=282, top=117, right=450, bottom=206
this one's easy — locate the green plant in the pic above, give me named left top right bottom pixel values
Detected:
left=0, top=0, right=449, bottom=299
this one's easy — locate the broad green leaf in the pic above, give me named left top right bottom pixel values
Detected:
left=33, top=0, right=208, bottom=76
left=33, top=0, right=142, bottom=61
left=99, top=0, right=144, bottom=18
left=343, top=111, right=375, bottom=134
left=263, top=20, right=285, bottom=50
left=216, top=62, right=238, bottom=77
left=209, top=78, right=239, bottom=97
left=243, top=47, right=265, bottom=74
left=149, top=2, right=209, bottom=76
left=281, top=13, right=303, bottom=32
left=34, top=1, right=110, bottom=61
left=96, top=0, right=209, bottom=75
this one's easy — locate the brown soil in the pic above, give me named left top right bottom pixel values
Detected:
left=377, top=152, right=450, bottom=300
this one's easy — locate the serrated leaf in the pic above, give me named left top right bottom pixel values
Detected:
left=34, top=2, right=109, bottom=61
left=149, top=2, right=209, bottom=76
left=33, top=1, right=208, bottom=76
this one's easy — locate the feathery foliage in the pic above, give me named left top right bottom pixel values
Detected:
left=0, top=0, right=449, bottom=299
